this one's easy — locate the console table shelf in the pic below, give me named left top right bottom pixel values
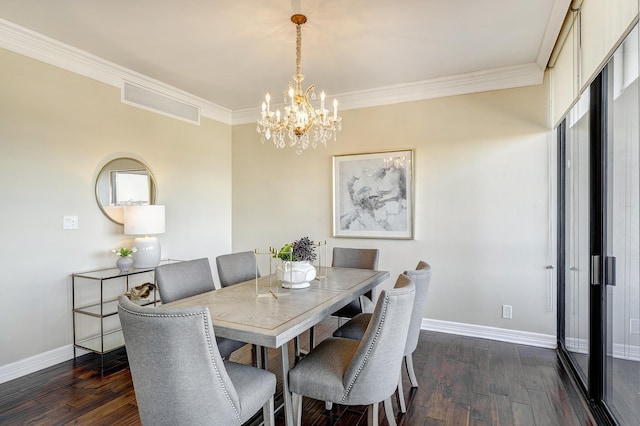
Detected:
left=72, top=260, right=178, bottom=369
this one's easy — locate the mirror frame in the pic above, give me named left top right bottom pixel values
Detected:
left=95, top=157, right=157, bottom=225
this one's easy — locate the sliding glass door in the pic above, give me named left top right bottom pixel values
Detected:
left=605, top=26, right=640, bottom=425
left=563, top=88, right=590, bottom=386
left=558, top=25, right=640, bottom=425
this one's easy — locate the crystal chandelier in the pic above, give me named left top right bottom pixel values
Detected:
left=257, top=14, right=342, bottom=155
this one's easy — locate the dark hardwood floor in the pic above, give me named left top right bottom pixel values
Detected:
left=0, top=318, right=593, bottom=425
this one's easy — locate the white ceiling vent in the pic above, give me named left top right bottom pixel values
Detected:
left=122, top=81, right=200, bottom=125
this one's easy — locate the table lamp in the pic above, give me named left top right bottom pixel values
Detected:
left=124, top=205, right=166, bottom=268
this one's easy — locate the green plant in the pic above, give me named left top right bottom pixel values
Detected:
left=276, top=237, right=317, bottom=262
left=112, top=247, right=137, bottom=257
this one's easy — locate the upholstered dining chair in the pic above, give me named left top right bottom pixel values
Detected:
left=288, top=274, right=415, bottom=426
left=155, top=258, right=247, bottom=359
left=215, top=251, right=266, bottom=367
left=118, top=296, right=276, bottom=426
left=333, top=261, right=432, bottom=413
left=330, top=247, right=380, bottom=321
left=216, top=250, right=260, bottom=288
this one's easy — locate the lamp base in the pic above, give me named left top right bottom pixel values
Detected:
left=132, top=236, right=161, bottom=268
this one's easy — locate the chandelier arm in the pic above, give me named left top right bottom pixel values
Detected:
left=303, top=85, right=317, bottom=118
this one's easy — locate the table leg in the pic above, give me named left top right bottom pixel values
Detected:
left=281, top=341, right=294, bottom=426
left=309, top=326, right=315, bottom=349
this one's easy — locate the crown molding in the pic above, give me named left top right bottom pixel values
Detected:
left=233, top=62, right=544, bottom=124
left=0, top=18, right=232, bottom=124
left=537, top=0, right=572, bottom=69
left=1, top=17, right=544, bottom=127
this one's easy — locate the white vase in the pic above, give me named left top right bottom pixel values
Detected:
left=280, top=261, right=316, bottom=289
left=116, top=256, right=133, bottom=273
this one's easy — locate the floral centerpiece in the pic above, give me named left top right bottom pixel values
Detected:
left=112, top=247, right=137, bottom=273
left=275, top=237, right=317, bottom=262
left=276, top=237, right=317, bottom=289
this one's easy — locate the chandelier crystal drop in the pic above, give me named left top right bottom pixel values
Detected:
left=257, top=14, right=342, bottom=155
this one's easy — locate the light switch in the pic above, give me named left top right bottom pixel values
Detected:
left=63, top=215, right=79, bottom=230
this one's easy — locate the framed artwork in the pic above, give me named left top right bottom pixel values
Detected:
left=333, top=149, right=414, bottom=239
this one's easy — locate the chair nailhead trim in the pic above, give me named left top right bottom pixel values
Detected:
left=341, top=295, right=389, bottom=402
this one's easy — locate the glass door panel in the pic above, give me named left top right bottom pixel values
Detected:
left=606, top=25, right=640, bottom=425
left=565, top=91, right=591, bottom=384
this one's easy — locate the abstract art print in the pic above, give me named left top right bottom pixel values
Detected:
left=333, top=149, right=413, bottom=239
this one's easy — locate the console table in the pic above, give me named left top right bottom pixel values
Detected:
left=71, top=260, right=177, bottom=369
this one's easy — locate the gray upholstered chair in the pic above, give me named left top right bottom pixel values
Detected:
left=215, top=251, right=265, bottom=367
left=333, top=261, right=432, bottom=413
left=118, top=296, right=276, bottom=426
left=289, top=274, right=415, bottom=426
left=155, top=258, right=247, bottom=359
left=330, top=247, right=380, bottom=321
left=156, top=258, right=215, bottom=302
left=216, top=250, right=260, bottom=287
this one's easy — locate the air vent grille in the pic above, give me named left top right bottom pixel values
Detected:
left=122, top=81, right=200, bottom=125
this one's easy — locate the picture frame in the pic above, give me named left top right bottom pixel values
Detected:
left=332, top=149, right=414, bottom=239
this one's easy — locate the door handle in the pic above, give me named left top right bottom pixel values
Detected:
left=605, top=256, right=616, bottom=286
left=590, top=255, right=601, bottom=286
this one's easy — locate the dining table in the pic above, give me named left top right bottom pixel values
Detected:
left=162, top=266, right=390, bottom=426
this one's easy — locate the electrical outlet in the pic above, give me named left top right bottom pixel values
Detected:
left=502, top=305, right=512, bottom=319
left=631, top=319, right=640, bottom=335
left=63, top=215, right=78, bottom=230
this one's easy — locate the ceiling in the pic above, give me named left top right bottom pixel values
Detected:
left=0, top=0, right=570, bottom=121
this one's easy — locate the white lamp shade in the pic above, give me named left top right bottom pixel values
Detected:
left=124, top=205, right=165, bottom=268
left=124, top=205, right=165, bottom=235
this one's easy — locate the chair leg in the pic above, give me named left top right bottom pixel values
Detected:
left=367, top=402, right=379, bottom=426
left=383, top=397, right=397, bottom=426
left=292, top=393, right=303, bottom=426
left=294, top=336, right=302, bottom=360
left=405, top=354, right=419, bottom=388
left=397, top=374, right=407, bottom=413
left=263, top=395, right=275, bottom=426
left=325, top=401, right=333, bottom=410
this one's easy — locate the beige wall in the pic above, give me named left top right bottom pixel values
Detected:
left=0, top=48, right=233, bottom=367
left=232, top=76, right=556, bottom=335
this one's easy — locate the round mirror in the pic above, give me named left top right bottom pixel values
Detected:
left=95, top=157, right=157, bottom=225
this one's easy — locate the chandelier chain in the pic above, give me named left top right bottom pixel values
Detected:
left=296, top=23, right=302, bottom=80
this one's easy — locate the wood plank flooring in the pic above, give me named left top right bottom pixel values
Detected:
left=0, top=318, right=593, bottom=425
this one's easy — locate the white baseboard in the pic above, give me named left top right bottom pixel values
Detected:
left=566, top=336, right=640, bottom=361
left=3, top=321, right=633, bottom=385
left=1, top=320, right=556, bottom=385
left=0, top=345, right=88, bottom=385
left=421, top=318, right=558, bottom=348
